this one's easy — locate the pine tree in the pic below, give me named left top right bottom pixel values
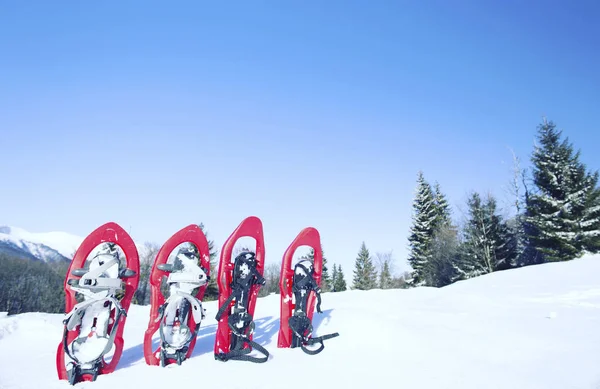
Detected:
left=379, top=260, right=392, bottom=289
left=407, top=171, right=438, bottom=286
left=433, top=181, right=452, bottom=227
left=526, top=119, right=600, bottom=261
left=198, top=223, right=219, bottom=300
left=454, top=192, right=515, bottom=280
left=331, top=263, right=339, bottom=292
left=428, top=223, right=460, bottom=287
left=352, top=242, right=378, bottom=290
left=581, top=179, right=600, bottom=252
left=334, top=264, right=347, bottom=291
left=424, top=181, right=458, bottom=286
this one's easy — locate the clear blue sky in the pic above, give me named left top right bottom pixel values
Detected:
left=1, top=1, right=599, bottom=280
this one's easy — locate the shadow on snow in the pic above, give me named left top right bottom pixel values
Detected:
left=117, top=308, right=335, bottom=369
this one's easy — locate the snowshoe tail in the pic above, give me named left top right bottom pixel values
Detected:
left=56, top=222, right=140, bottom=385
left=213, top=216, right=269, bottom=363
left=143, top=224, right=211, bottom=367
left=277, top=227, right=339, bottom=355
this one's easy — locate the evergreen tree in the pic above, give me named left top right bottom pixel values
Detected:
left=379, top=260, right=392, bottom=289
left=428, top=223, right=460, bottom=287
left=0, top=253, right=67, bottom=315
left=407, top=171, right=438, bottom=286
left=198, top=223, right=219, bottom=300
left=352, top=242, right=378, bottom=290
left=334, top=264, right=347, bottom=291
left=526, top=119, right=600, bottom=261
left=454, top=192, right=515, bottom=280
left=331, top=263, right=339, bottom=291
left=423, top=181, right=459, bottom=287
left=582, top=181, right=600, bottom=252
left=433, top=181, right=452, bottom=228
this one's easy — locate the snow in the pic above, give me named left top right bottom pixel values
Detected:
left=0, top=226, right=84, bottom=259
left=0, top=225, right=148, bottom=262
left=3, top=254, right=600, bottom=388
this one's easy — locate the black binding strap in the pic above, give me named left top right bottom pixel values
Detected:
left=288, top=260, right=339, bottom=355
left=214, top=252, right=269, bottom=363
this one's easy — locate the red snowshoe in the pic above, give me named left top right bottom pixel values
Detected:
left=56, top=222, right=139, bottom=385
left=143, top=224, right=211, bottom=367
left=213, top=216, right=269, bottom=363
left=277, top=227, right=338, bottom=354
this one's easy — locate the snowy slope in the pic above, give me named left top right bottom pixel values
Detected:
left=0, top=226, right=149, bottom=263
left=0, top=226, right=83, bottom=262
left=2, top=255, right=600, bottom=389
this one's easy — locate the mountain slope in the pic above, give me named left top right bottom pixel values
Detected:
left=0, top=226, right=83, bottom=263
left=0, top=225, right=151, bottom=263
left=1, top=254, right=600, bottom=388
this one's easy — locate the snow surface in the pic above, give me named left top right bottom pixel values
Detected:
left=2, top=255, right=600, bottom=388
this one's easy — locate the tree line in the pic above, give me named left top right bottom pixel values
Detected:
left=4, top=119, right=597, bottom=314
left=404, top=119, right=600, bottom=288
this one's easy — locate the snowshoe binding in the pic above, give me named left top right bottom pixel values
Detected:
left=278, top=227, right=339, bottom=355
left=56, top=222, right=139, bottom=385
left=214, top=216, right=269, bottom=363
left=144, top=224, right=211, bottom=367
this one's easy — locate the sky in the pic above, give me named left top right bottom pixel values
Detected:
left=1, top=0, right=599, bottom=281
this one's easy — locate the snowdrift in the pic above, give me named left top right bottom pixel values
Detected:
left=2, top=254, right=600, bottom=389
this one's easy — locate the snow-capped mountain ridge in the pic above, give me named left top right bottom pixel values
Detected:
left=0, top=225, right=151, bottom=263
left=0, top=226, right=82, bottom=263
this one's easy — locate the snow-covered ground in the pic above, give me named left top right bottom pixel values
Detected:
left=2, top=254, right=600, bottom=389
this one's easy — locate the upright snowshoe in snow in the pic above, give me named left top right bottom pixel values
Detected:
left=214, top=216, right=269, bottom=363
left=56, top=222, right=139, bottom=385
left=144, top=224, right=211, bottom=367
left=277, top=227, right=339, bottom=355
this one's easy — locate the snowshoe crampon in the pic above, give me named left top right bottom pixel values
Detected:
left=56, top=222, right=140, bottom=385
left=277, top=227, right=339, bottom=355
left=143, top=224, right=211, bottom=367
left=213, top=216, right=269, bottom=363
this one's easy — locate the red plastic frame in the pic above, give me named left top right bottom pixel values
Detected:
left=277, top=227, right=322, bottom=348
left=143, top=224, right=211, bottom=366
left=213, top=216, right=265, bottom=356
left=56, top=222, right=140, bottom=382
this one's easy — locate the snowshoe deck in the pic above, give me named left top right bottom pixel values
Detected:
left=277, top=227, right=339, bottom=354
left=214, top=216, right=269, bottom=363
left=143, top=224, right=211, bottom=367
left=56, top=222, right=139, bottom=385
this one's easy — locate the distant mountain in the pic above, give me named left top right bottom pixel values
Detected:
left=0, top=225, right=153, bottom=263
left=0, top=226, right=84, bottom=263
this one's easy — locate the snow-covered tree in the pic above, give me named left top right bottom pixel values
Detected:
left=454, top=192, right=515, bottom=279
left=526, top=119, right=600, bottom=261
left=427, top=224, right=460, bottom=286
left=352, top=242, right=378, bottom=290
left=433, top=181, right=452, bottom=228
left=407, top=171, right=438, bottom=286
